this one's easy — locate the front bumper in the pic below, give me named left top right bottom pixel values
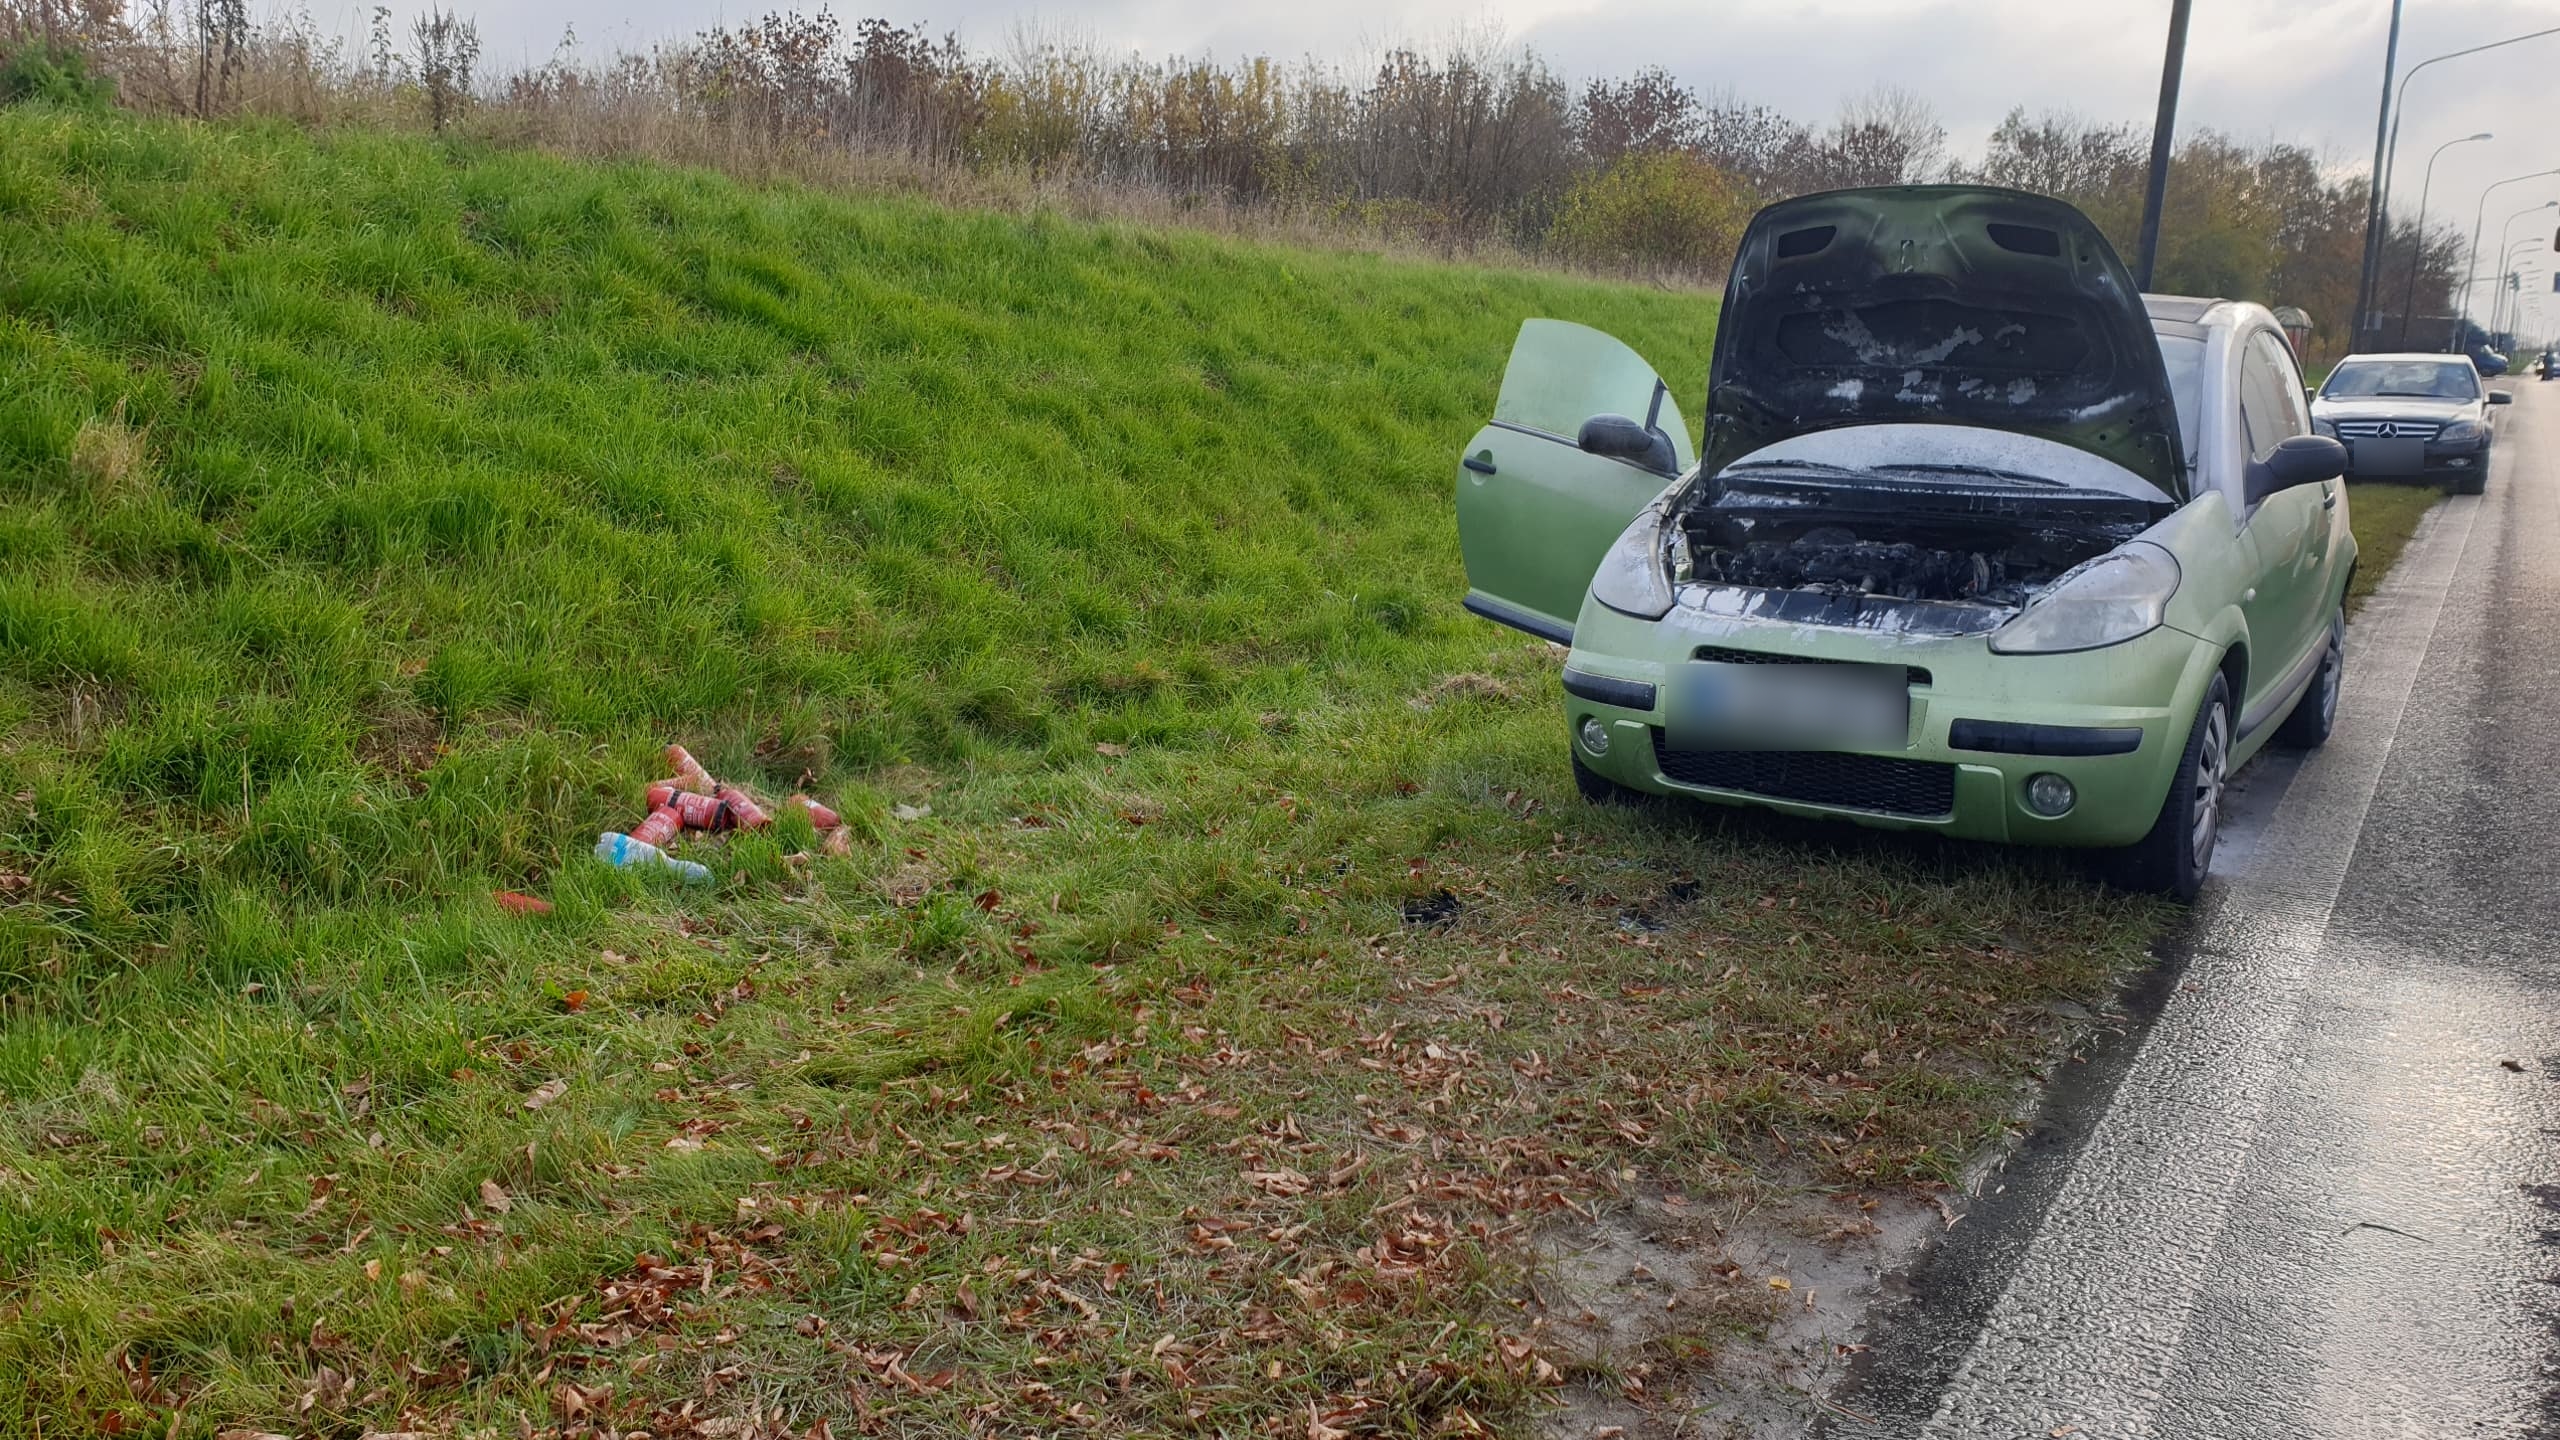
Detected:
left=2331, top=433, right=2489, bottom=482
left=1562, top=600, right=2218, bottom=848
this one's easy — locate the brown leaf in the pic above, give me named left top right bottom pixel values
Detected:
left=1094, top=742, right=1129, bottom=757
left=479, top=1179, right=513, bottom=1214
left=522, top=1077, right=569, bottom=1111
left=560, top=990, right=589, bottom=1013
left=1247, top=1168, right=1312, bottom=1197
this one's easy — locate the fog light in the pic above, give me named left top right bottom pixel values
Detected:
left=2024, top=772, right=2076, bottom=817
left=1579, top=717, right=1611, bottom=757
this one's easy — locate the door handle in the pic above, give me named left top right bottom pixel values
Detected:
left=1462, top=454, right=1496, bottom=475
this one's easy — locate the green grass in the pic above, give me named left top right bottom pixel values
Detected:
left=0, top=108, right=2176, bottom=1436
left=2344, top=482, right=2444, bottom=613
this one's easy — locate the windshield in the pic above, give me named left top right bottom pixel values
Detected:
left=2323, top=360, right=2480, bottom=401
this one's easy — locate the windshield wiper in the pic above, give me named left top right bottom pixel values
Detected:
left=1725, top=459, right=2067, bottom=489
left=1724, top=459, right=1866, bottom=476
left=1867, top=463, right=2067, bottom=488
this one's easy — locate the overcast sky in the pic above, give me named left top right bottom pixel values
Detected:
left=350, top=0, right=2560, bottom=297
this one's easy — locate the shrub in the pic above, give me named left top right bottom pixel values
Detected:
left=1546, top=150, right=1756, bottom=277
left=0, top=41, right=114, bottom=109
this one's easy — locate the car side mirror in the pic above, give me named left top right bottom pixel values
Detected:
left=2489, top=390, right=2513, bottom=405
left=2246, top=434, right=2348, bottom=503
left=1577, top=413, right=1678, bottom=475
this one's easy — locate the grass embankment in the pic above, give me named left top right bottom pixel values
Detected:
left=0, top=110, right=2166, bottom=1435
left=2343, top=483, right=2444, bottom=613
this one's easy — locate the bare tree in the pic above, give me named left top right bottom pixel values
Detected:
left=1575, top=65, right=1698, bottom=163
left=193, top=0, right=243, bottom=113
left=410, top=5, right=477, bottom=132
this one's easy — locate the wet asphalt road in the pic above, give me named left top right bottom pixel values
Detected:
left=1831, top=379, right=2560, bottom=1437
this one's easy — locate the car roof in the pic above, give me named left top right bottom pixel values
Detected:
left=2332, top=352, right=2475, bottom=363
left=2143, top=294, right=2220, bottom=326
left=2143, top=293, right=2226, bottom=341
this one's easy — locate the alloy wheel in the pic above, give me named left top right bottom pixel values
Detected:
left=2190, top=699, right=2230, bottom=872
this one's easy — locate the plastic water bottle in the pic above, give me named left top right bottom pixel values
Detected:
left=595, top=831, right=713, bottom=884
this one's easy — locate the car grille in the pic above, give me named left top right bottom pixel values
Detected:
left=2332, top=419, right=2441, bottom=441
left=1692, top=646, right=1933, bottom=688
left=1651, top=731, right=1956, bottom=818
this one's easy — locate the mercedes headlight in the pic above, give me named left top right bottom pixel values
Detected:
left=2436, top=418, right=2486, bottom=445
left=1590, top=503, right=1675, bottom=619
left=2312, top=418, right=2338, bottom=439
left=1989, top=543, right=2182, bottom=655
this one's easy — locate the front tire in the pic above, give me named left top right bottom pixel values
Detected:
left=2272, top=609, right=2343, bottom=749
left=2453, top=459, right=2488, bottom=496
left=2098, top=673, right=2233, bottom=902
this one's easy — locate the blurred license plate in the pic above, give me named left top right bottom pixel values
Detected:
left=2352, top=437, right=2424, bottom=475
left=1670, top=661, right=1908, bottom=752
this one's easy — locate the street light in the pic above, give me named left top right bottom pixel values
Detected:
left=2132, top=0, right=2197, bottom=291
left=2496, top=210, right=2556, bottom=337
left=2395, top=131, right=2492, bottom=346
left=2491, top=212, right=2555, bottom=342
left=2454, top=169, right=2560, bottom=348
left=2361, top=20, right=2560, bottom=338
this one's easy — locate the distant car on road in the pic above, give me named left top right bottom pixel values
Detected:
left=1456, top=186, right=2355, bottom=900
left=2309, top=353, right=2509, bottom=494
left=2470, top=346, right=2510, bottom=377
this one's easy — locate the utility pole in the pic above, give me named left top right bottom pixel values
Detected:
left=2133, top=0, right=2196, bottom=290
left=2353, top=0, right=2408, bottom=349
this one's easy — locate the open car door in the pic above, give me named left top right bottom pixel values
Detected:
left=1456, top=320, right=1696, bottom=644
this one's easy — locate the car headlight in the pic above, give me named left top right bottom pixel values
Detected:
left=1989, top=543, right=2181, bottom=655
left=1590, top=503, right=1675, bottom=619
left=2436, top=419, right=2485, bottom=445
left=2312, top=418, right=2338, bottom=439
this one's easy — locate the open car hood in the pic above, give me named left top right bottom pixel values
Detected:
left=1703, top=186, right=2188, bottom=501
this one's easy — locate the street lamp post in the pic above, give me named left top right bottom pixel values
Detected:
left=2395, top=131, right=2492, bottom=346
left=2355, top=0, right=2408, bottom=347
left=2491, top=218, right=2553, bottom=343
left=2132, top=0, right=2195, bottom=290
left=2453, top=170, right=2560, bottom=349
left=2364, top=21, right=2560, bottom=341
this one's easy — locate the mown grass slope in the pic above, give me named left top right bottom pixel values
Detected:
left=0, top=108, right=2165, bottom=1436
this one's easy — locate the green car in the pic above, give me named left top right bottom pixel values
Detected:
left=1455, top=187, right=2354, bottom=898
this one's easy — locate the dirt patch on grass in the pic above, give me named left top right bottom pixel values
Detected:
left=1412, top=672, right=1524, bottom=708
left=1534, top=1184, right=1948, bottom=1437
